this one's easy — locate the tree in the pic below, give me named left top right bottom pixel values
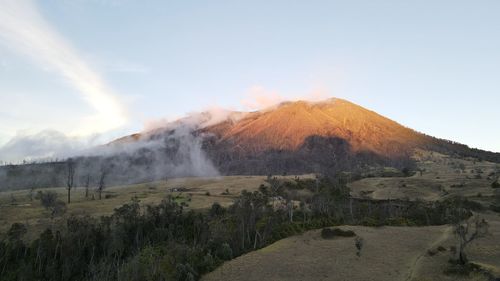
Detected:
left=66, top=158, right=75, bottom=204
left=39, top=191, right=58, bottom=208
left=84, top=174, right=91, bottom=198
left=39, top=191, right=67, bottom=218
left=453, top=217, right=489, bottom=265
left=97, top=170, right=106, bottom=200
left=27, top=187, right=35, bottom=202
left=7, top=223, right=27, bottom=242
left=355, top=236, right=364, bottom=257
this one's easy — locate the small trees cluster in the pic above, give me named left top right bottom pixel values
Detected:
left=38, top=191, right=66, bottom=218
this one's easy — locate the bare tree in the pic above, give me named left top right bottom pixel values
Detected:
left=28, top=187, right=35, bottom=202
left=66, top=158, right=75, bottom=204
left=286, top=198, right=294, bottom=222
left=454, top=217, right=489, bottom=265
left=84, top=174, right=91, bottom=198
left=97, top=171, right=106, bottom=200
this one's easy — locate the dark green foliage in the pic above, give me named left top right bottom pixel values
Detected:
left=7, top=223, right=27, bottom=242
left=215, top=243, right=232, bottom=261
left=402, top=167, right=413, bottom=177
left=209, top=202, right=225, bottom=217
left=0, top=175, right=478, bottom=281
left=492, top=180, right=500, bottom=189
left=490, top=204, right=500, bottom=213
left=321, top=228, right=356, bottom=239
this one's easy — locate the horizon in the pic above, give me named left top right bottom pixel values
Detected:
left=1, top=0, right=499, bottom=162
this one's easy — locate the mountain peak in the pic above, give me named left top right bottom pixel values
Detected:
left=205, top=97, right=420, bottom=157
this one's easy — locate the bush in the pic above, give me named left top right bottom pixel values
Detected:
left=491, top=181, right=500, bottom=189
left=437, top=246, right=447, bottom=252
left=490, top=205, right=500, bottom=213
left=215, top=243, right=232, bottom=261
left=7, top=223, right=27, bottom=241
left=444, top=259, right=482, bottom=276
left=39, top=191, right=58, bottom=209
left=321, top=228, right=356, bottom=239
left=427, top=249, right=437, bottom=256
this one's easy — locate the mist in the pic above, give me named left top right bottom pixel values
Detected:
left=0, top=106, right=249, bottom=189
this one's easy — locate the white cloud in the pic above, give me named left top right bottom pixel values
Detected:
left=240, top=85, right=330, bottom=111
left=0, top=130, right=87, bottom=163
left=240, top=86, right=285, bottom=111
left=0, top=0, right=127, bottom=136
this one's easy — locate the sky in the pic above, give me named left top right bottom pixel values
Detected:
left=0, top=0, right=499, bottom=162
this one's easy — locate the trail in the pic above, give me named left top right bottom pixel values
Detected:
left=404, top=226, right=453, bottom=281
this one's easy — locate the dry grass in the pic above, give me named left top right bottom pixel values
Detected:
left=203, top=225, right=450, bottom=281
left=0, top=175, right=312, bottom=239
left=349, top=150, right=499, bottom=202
left=203, top=216, right=500, bottom=281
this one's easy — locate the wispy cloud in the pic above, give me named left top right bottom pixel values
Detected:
left=0, top=0, right=127, bottom=136
left=241, top=85, right=330, bottom=111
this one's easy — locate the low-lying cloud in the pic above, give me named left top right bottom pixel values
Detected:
left=0, top=130, right=98, bottom=164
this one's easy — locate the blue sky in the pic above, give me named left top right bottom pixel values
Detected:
left=0, top=0, right=499, bottom=160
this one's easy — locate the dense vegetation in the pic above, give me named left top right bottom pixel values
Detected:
left=0, top=177, right=474, bottom=281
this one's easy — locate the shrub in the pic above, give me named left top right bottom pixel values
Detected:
left=39, top=191, right=58, bottom=209
left=321, top=228, right=356, bottom=239
left=215, top=243, right=233, bottom=261
left=444, top=259, right=482, bottom=276
left=361, top=217, right=382, bottom=227
left=7, top=223, right=27, bottom=241
left=490, top=205, right=500, bottom=213
left=437, top=246, right=447, bottom=252
left=491, top=181, right=500, bottom=189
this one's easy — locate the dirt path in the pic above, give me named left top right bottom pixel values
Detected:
left=404, top=226, right=453, bottom=281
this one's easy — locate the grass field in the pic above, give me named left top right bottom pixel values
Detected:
left=203, top=225, right=451, bottom=281
left=349, top=150, right=499, bottom=202
left=0, top=174, right=314, bottom=240
left=203, top=215, right=500, bottom=281
left=201, top=151, right=500, bottom=281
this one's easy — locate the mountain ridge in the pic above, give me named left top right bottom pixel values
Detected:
left=2, top=98, right=499, bottom=190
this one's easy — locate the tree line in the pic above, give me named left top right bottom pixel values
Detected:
left=0, top=176, right=477, bottom=281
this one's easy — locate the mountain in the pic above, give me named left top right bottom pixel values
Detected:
left=203, top=98, right=425, bottom=157
left=115, top=98, right=500, bottom=175
left=2, top=98, right=499, bottom=190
